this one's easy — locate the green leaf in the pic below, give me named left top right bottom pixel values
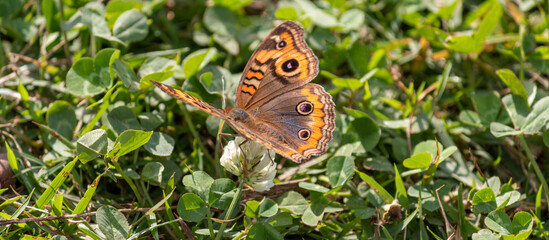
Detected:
left=144, top=132, right=174, bottom=157
left=394, top=165, right=408, bottom=207
left=0, top=189, right=34, bottom=233
left=496, top=191, right=521, bottom=209
left=105, top=106, right=143, bottom=134
left=81, top=3, right=112, bottom=40
left=35, top=158, right=78, bottom=209
left=529, top=46, right=549, bottom=73
left=97, top=205, right=130, bottom=239
left=496, top=69, right=528, bottom=101
left=46, top=101, right=77, bottom=140
left=259, top=199, right=278, bottom=218
left=277, top=191, right=308, bottom=215
left=447, top=35, right=481, bottom=53
left=139, top=57, right=177, bottom=76
left=67, top=58, right=108, bottom=96
left=182, top=48, right=217, bottom=79
left=247, top=222, right=283, bottom=239
left=485, top=210, right=512, bottom=234
left=502, top=94, right=529, bottom=128
left=138, top=112, right=165, bottom=131
left=5, top=142, right=20, bottom=179
left=512, top=212, right=533, bottom=234
left=459, top=110, right=483, bottom=128
left=471, top=91, right=503, bottom=124
left=302, top=203, right=325, bottom=227
left=108, top=130, right=153, bottom=158
left=543, top=129, right=549, bottom=148
left=403, top=152, right=432, bottom=169
left=42, top=0, right=60, bottom=32
left=198, top=65, right=232, bottom=95
left=356, top=170, right=393, bottom=203
left=0, top=0, right=23, bottom=17
left=298, top=182, right=329, bottom=193
left=140, top=71, right=176, bottom=89
left=73, top=175, right=101, bottom=214
left=437, top=1, right=458, bottom=19
left=113, top=9, right=148, bottom=43
left=412, top=140, right=443, bottom=159
left=182, top=171, right=214, bottom=201
left=214, top=34, right=239, bottom=55
left=177, top=193, right=207, bottom=222
left=327, top=156, right=355, bottom=188
left=490, top=122, right=522, bottom=137
left=141, top=162, right=164, bottom=185
left=472, top=229, right=499, bottom=240
left=77, top=129, right=108, bottom=163
left=66, top=48, right=118, bottom=96
left=203, top=6, right=236, bottom=36
left=0, top=195, right=22, bottom=209
left=332, top=78, right=362, bottom=90
left=275, top=6, right=298, bottom=20
left=209, top=178, right=236, bottom=209
left=472, top=188, right=497, bottom=213
left=522, top=96, right=549, bottom=134
left=440, top=146, right=457, bottom=162
left=52, top=193, right=64, bottom=216
left=245, top=200, right=260, bottom=218
left=340, top=9, right=364, bottom=31
left=212, top=0, right=252, bottom=11
left=513, top=230, right=533, bottom=240
left=474, top=2, right=502, bottom=42
left=112, top=59, right=139, bottom=92
left=267, top=212, right=293, bottom=227
left=105, top=0, right=142, bottom=27
left=379, top=113, right=430, bottom=133
left=388, top=207, right=418, bottom=235
left=344, top=116, right=380, bottom=152
left=295, top=0, right=339, bottom=28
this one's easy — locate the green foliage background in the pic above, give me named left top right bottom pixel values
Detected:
left=1, top=0, right=549, bottom=239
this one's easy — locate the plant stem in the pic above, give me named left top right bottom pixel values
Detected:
left=139, top=181, right=154, bottom=206
left=215, top=179, right=244, bottom=240
left=179, top=105, right=218, bottom=174
left=206, top=205, right=215, bottom=239
left=58, top=0, right=71, bottom=64
left=111, top=159, right=143, bottom=205
left=518, top=134, right=549, bottom=216
left=519, top=24, right=525, bottom=82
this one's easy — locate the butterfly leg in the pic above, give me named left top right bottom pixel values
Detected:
left=238, top=138, right=250, bottom=148
left=238, top=138, right=250, bottom=165
left=219, top=132, right=240, bottom=138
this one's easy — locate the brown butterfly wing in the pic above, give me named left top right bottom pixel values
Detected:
left=151, top=80, right=228, bottom=120
left=227, top=84, right=335, bottom=163
left=235, top=21, right=319, bottom=111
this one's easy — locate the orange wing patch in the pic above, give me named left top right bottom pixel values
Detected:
left=255, top=49, right=278, bottom=64
left=295, top=85, right=335, bottom=159
left=241, top=84, right=257, bottom=95
left=246, top=70, right=264, bottom=80
left=273, top=32, right=311, bottom=81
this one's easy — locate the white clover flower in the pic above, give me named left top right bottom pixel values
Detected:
left=219, top=137, right=276, bottom=192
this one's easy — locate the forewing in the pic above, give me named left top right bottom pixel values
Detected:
left=235, top=21, right=319, bottom=111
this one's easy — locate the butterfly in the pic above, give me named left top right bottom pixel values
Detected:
left=151, top=21, right=335, bottom=163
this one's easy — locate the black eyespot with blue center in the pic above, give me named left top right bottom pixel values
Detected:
left=296, top=101, right=314, bottom=115
left=298, top=129, right=311, bottom=140
left=282, top=59, right=299, bottom=72
left=277, top=40, right=287, bottom=49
